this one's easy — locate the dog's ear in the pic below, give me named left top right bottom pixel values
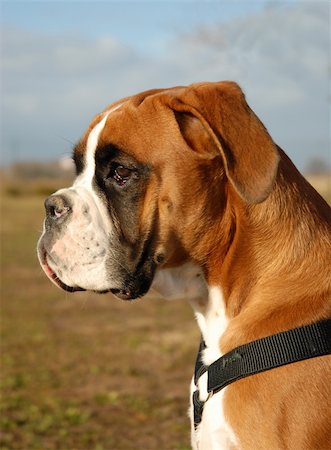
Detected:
left=167, top=81, right=280, bottom=204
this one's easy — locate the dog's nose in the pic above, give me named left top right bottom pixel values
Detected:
left=44, top=194, right=71, bottom=220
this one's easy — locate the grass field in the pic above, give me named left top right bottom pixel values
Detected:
left=1, top=190, right=199, bottom=450
left=1, top=173, right=330, bottom=450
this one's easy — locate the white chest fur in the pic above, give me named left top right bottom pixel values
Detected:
left=190, top=286, right=239, bottom=450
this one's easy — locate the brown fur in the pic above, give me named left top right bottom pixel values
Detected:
left=79, top=81, right=331, bottom=448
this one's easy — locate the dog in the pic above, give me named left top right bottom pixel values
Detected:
left=38, top=81, right=331, bottom=449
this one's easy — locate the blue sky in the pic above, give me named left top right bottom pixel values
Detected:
left=1, top=1, right=330, bottom=171
left=2, top=1, right=267, bottom=43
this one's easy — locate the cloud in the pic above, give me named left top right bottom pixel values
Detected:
left=1, top=2, right=329, bottom=170
left=167, top=3, right=328, bottom=99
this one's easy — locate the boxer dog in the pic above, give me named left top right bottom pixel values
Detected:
left=38, top=81, right=331, bottom=449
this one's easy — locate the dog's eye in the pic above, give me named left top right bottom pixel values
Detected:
left=108, top=165, right=135, bottom=187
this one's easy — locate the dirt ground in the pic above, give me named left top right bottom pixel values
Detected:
left=1, top=192, right=199, bottom=450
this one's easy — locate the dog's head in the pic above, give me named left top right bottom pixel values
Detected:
left=37, top=81, right=279, bottom=299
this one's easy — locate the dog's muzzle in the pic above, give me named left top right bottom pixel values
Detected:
left=37, top=187, right=156, bottom=300
left=38, top=192, right=83, bottom=292
left=37, top=186, right=119, bottom=294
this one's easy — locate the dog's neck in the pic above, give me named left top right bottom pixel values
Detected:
left=151, top=150, right=331, bottom=355
left=204, top=150, right=331, bottom=351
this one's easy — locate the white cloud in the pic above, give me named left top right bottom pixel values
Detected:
left=166, top=3, right=329, bottom=103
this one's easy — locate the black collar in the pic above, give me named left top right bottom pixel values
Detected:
left=193, top=318, right=331, bottom=429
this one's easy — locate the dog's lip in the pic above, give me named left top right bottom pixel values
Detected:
left=39, top=247, right=145, bottom=299
left=40, top=248, right=85, bottom=293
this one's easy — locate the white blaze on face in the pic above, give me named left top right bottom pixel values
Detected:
left=75, top=113, right=110, bottom=188
left=71, top=112, right=113, bottom=236
left=43, top=104, right=125, bottom=292
left=73, top=103, right=124, bottom=232
left=75, top=103, right=123, bottom=188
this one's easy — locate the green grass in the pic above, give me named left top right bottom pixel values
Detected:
left=0, top=192, right=199, bottom=450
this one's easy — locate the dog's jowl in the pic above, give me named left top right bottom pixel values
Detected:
left=38, top=81, right=331, bottom=450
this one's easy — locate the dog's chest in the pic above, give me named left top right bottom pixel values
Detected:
left=190, top=286, right=239, bottom=450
